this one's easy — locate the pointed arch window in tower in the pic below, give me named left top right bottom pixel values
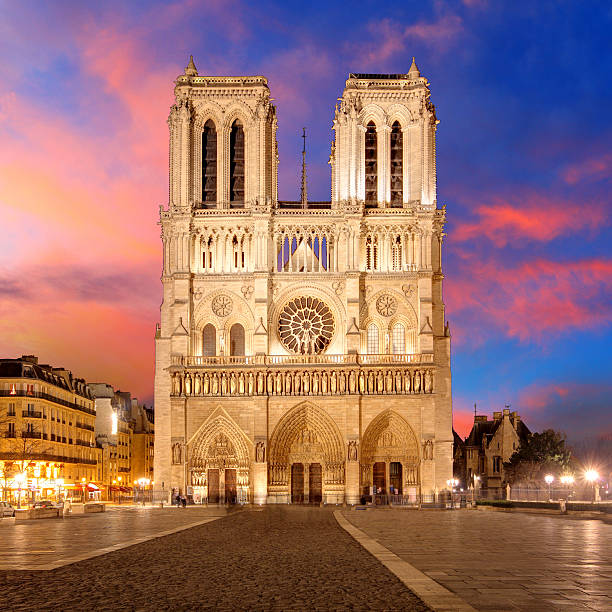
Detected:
left=229, top=323, right=245, bottom=356
left=202, top=324, right=216, bottom=356
left=391, top=323, right=405, bottom=354
left=367, top=323, right=379, bottom=354
left=201, top=120, right=217, bottom=204
left=365, top=122, right=377, bottom=206
left=390, top=121, right=403, bottom=207
left=230, top=119, right=245, bottom=206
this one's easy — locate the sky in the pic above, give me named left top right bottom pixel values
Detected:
left=0, top=0, right=610, bottom=444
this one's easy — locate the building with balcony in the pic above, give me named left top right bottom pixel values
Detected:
left=0, top=355, right=98, bottom=504
left=154, top=58, right=452, bottom=505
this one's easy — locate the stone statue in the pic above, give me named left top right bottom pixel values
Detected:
left=394, top=370, right=402, bottom=393
left=385, top=370, right=393, bottom=393
left=303, top=371, right=310, bottom=394
left=367, top=371, right=374, bottom=394
left=203, top=373, right=210, bottom=395
left=348, top=440, right=358, bottom=461
left=414, top=370, right=421, bottom=393
left=321, top=372, right=328, bottom=394
left=230, top=372, right=237, bottom=395
left=239, top=372, right=245, bottom=394
left=339, top=371, right=346, bottom=393
left=403, top=370, right=411, bottom=393
left=359, top=370, right=365, bottom=394
left=349, top=370, right=356, bottom=393
left=284, top=372, right=292, bottom=394
left=267, top=372, right=274, bottom=394
left=194, top=374, right=201, bottom=395
left=424, top=370, right=433, bottom=393
left=257, top=372, right=264, bottom=395
left=248, top=372, right=254, bottom=395
left=423, top=439, right=434, bottom=460
left=172, top=442, right=182, bottom=465
left=376, top=370, right=384, bottom=393
left=255, top=442, right=266, bottom=463
left=221, top=372, right=228, bottom=395
left=330, top=371, right=337, bottom=394
left=275, top=372, right=282, bottom=395
left=212, top=373, right=219, bottom=395
left=293, top=371, right=301, bottom=394
left=185, top=374, right=191, bottom=395
left=313, top=371, right=319, bottom=395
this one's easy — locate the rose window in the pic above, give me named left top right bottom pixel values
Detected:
left=376, top=294, right=397, bottom=317
left=278, top=297, right=335, bottom=354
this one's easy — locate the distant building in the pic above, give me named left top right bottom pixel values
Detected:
left=462, top=408, right=530, bottom=492
left=0, top=355, right=98, bottom=504
left=452, top=429, right=467, bottom=487
left=88, top=383, right=154, bottom=498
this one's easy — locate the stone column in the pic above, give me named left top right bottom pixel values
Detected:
left=253, top=461, right=267, bottom=505
left=345, top=458, right=360, bottom=505
left=304, top=463, right=310, bottom=504
left=219, top=468, right=226, bottom=504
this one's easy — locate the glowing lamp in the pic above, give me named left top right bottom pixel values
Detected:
left=544, top=474, right=554, bottom=485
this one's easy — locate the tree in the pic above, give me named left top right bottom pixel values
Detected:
left=504, top=429, right=572, bottom=486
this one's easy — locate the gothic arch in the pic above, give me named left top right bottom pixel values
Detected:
left=188, top=406, right=252, bottom=471
left=360, top=288, right=418, bottom=327
left=268, top=401, right=344, bottom=465
left=193, top=289, right=255, bottom=332
left=385, top=104, right=414, bottom=127
left=358, top=104, right=386, bottom=128
left=361, top=410, right=420, bottom=465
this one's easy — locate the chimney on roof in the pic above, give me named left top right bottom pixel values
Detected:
left=493, top=411, right=502, bottom=420
left=474, top=415, right=488, bottom=423
left=21, top=355, right=38, bottom=364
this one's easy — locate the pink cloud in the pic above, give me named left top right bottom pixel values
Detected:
left=452, top=191, right=607, bottom=246
left=357, top=14, right=464, bottom=67
left=562, top=153, right=612, bottom=185
left=446, top=255, right=612, bottom=344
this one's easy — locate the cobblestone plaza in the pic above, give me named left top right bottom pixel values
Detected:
left=1, top=507, right=610, bottom=611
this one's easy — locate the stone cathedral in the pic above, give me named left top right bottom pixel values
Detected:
left=154, top=56, right=452, bottom=505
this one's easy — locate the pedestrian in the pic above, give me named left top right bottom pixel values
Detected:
left=181, top=495, right=187, bottom=508
left=175, top=494, right=181, bottom=508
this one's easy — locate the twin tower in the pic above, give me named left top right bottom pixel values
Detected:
left=154, top=57, right=452, bottom=505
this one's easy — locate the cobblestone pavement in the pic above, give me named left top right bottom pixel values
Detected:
left=0, top=507, right=430, bottom=611
left=0, top=505, right=227, bottom=570
left=343, top=508, right=612, bottom=612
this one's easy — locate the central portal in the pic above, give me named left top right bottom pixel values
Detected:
left=291, top=463, right=304, bottom=503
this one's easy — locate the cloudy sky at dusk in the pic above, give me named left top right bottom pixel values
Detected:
left=1, top=1, right=610, bottom=442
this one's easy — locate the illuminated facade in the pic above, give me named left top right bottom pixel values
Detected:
left=0, top=356, right=97, bottom=504
left=154, top=58, right=452, bottom=504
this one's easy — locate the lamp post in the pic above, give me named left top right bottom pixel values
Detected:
left=15, top=472, right=26, bottom=509
left=585, top=470, right=600, bottom=502
left=446, top=478, right=458, bottom=509
left=544, top=474, right=554, bottom=501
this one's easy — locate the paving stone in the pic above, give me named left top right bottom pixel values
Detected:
left=343, top=508, right=612, bottom=611
left=0, top=507, right=430, bottom=611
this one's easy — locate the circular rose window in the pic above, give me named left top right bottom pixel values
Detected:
left=278, top=296, right=335, bottom=354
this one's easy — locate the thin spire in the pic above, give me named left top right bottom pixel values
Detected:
left=408, top=56, right=420, bottom=78
left=185, top=55, right=198, bottom=77
left=474, top=403, right=477, bottom=417
left=301, top=127, right=308, bottom=209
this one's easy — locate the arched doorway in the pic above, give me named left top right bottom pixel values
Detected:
left=361, top=410, right=420, bottom=503
left=188, top=410, right=251, bottom=504
left=268, top=402, right=344, bottom=504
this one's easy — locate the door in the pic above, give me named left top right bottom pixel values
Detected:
left=208, top=469, right=219, bottom=503
left=309, top=463, right=322, bottom=504
left=373, top=462, right=386, bottom=494
left=225, top=469, right=237, bottom=504
left=291, top=463, right=304, bottom=503
left=390, top=462, right=402, bottom=495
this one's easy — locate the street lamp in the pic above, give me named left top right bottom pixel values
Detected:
left=446, top=478, right=459, bottom=509
left=14, top=472, right=26, bottom=509
left=544, top=474, right=554, bottom=501
left=585, top=470, right=600, bottom=502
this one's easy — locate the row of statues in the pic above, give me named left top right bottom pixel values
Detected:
left=172, top=367, right=434, bottom=397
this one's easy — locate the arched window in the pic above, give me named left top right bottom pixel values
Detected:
left=232, top=235, right=239, bottom=270
left=367, top=324, right=379, bottom=354
left=391, top=323, right=405, bottom=354
left=390, top=121, right=402, bottom=206
left=365, top=122, right=377, bottom=206
left=230, top=119, right=244, bottom=204
left=392, top=235, right=402, bottom=271
left=229, top=323, right=245, bottom=356
left=201, top=120, right=217, bottom=203
left=202, top=324, right=216, bottom=356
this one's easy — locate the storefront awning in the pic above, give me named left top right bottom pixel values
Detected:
left=87, top=483, right=100, bottom=491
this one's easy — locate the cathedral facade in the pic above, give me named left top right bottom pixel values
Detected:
left=154, top=57, right=452, bottom=505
